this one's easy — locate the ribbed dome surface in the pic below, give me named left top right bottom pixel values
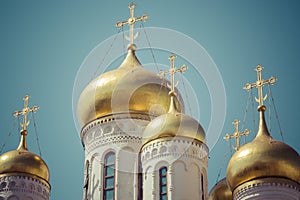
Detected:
left=77, top=47, right=183, bottom=127
left=0, top=133, right=50, bottom=182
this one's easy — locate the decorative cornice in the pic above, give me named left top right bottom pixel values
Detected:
left=141, top=137, right=208, bottom=164
left=0, top=174, right=50, bottom=199
left=81, top=112, right=152, bottom=140
left=234, top=177, right=300, bottom=199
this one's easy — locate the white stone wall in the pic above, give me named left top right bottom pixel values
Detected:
left=234, top=180, right=300, bottom=200
left=0, top=174, right=50, bottom=200
left=81, top=115, right=150, bottom=200
left=141, top=138, right=209, bottom=200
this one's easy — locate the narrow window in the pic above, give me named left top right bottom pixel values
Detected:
left=103, top=152, right=115, bottom=200
left=84, top=160, right=90, bottom=200
left=201, top=173, right=204, bottom=200
left=159, top=167, right=167, bottom=200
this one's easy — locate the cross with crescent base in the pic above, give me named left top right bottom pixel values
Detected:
left=116, top=3, right=148, bottom=46
left=158, top=54, right=188, bottom=93
left=224, top=119, right=249, bottom=151
left=13, top=95, right=39, bottom=132
left=243, top=65, right=276, bottom=107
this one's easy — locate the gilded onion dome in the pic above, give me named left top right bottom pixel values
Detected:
left=0, top=130, right=50, bottom=182
left=142, top=92, right=205, bottom=146
left=77, top=45, right=183, bottom=128
left=226, top=105, right=300, bottom=191
left=209, top=178, right=232, bottom=200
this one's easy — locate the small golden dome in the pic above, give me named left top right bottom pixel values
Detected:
left=77, top=46, right=182, bottom=128
left=0, top=131, right=50, bottom=182
left=142, top=94, right=205, bottom=145
left=209, top=178, right=232, bottom=200
left=226, top=106, right=300, bottom=191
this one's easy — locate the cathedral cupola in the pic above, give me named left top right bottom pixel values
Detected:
left=0, top=95, right=50, bottom=200
left=209, top=178, right=232, bottom=200
left=141, top=55, right=208, bottom=200
left=76, top=3, right=183, bottom=130
left=226, top=65, right=300, bottom=199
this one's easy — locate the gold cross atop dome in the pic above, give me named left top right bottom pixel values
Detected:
left=224, top=119, right=249, bottom=151
left=243, top=65, right=276, bottom=108
left=158, top=55, right=188, bottom=94
left=116, top=3, right=148, bottom=46
left=13, top=95, right=39, bottom=132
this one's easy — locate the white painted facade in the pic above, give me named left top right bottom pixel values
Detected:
left=0, top=174, right=50, bottom=200
left=81, top=113, right=209, bottom=200
left=81, top=114, right=150, bottom=200
left=141, top=138, right=209, bottom=200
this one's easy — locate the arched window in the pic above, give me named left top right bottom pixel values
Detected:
left=201, top=173, right=204, bottom=200
left=103, top=152, right=115, bottom=200
left=159, top=167, right=167, bottom=200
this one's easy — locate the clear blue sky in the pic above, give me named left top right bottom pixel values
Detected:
left=0, top=1, right=299, bottom=199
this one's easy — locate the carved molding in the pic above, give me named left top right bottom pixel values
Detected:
left=0, top=175, right=50, bottom=200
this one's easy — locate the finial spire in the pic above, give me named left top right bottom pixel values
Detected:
left=13, top=95, right=39, bottom=132
left=243, top=65, right=276, bottom=109
left=13, top=95, right=39, bottom=150
left=158, top=55, right=187, bottom=113
left=159, top=55, right=187, bottom=94
left=224, top=119, right=249, bottom=151
left=116, top=3, right=148, bottom=47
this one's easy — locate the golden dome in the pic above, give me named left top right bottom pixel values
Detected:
left=142, top=94, right=205, bottom=145
left=0, top=130, right=50, bottom=182
left=209, top=178, right=232, bottom=200
left=77, top=45, right=182, bottom=128
left=226, top=106, right=300, bottom=191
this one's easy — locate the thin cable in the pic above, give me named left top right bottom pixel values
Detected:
left=0, top=118, right=18, bottom=154
left=91, top=28, right=121, bottom=81
left=32, top=112, right=42, bottom=157
left=229, top=138, right=233, bottom=155
left=268, top=84, right=272, bottom=133
left=241, top=91, right=251, bottom=131
left=140, top=21, right=167, bottom=110
left=121, top=25, right=126, bottom=59
left=17, top=115, right=20, bottom=133
left=140, top=22, right=160, bottom=73
left=269, top=85, right=284, bottom=142
left=180, top=73, right=192, bottom=115
left=215, top=136, right=231, bottom=183
left=215, top=150, right=228, bottom=184
left=250, top=89, right=256, bottom=134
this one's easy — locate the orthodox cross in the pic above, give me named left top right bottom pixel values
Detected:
left=116, top=3, right=148, bottom=45
left=224, top=119, right=249, bottom=151
left=243, top=65, right=276, bottom=107
left=158, top=54, right=187, bottom=93
left=13, top=95, right=39, bottom=131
